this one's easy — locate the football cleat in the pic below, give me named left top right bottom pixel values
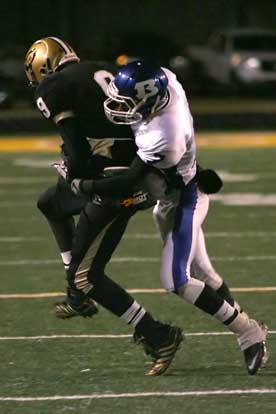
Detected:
left=243, top=322, right=268, bottom=375
left=134, top=325, right=184, bottom=376
left=55, top=297, right=98, bottom=319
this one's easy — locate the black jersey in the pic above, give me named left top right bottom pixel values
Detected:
left=35, top=61, right=136, bottom=172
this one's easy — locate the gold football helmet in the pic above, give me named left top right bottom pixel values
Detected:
left=25, top=37, right=80, bottom=86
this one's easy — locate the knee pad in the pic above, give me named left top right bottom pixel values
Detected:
left=190, top=262, right=223, bottom=290
left=177, top=277, right=205, bottom=304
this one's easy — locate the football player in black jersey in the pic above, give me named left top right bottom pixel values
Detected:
left=24, top=37, right=183, bottom=376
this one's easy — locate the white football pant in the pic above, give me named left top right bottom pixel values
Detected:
left=153, top=182, right=223, bottom=292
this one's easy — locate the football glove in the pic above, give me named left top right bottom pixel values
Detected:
left=52, top=160, right=69, bottom=180
left=196, top=164, right=223, bottom=194
left=71, top=178, right=83, bottom=195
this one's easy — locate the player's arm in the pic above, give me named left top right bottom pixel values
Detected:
left=73, top=155, right=150, bottom=197
left=56, top=117, right=94, bottom=177
left=36, top=79, right=92, bottom=178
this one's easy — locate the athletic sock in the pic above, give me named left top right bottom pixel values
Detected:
left=216, top=281, right=235, bottom=306
left=90, top=274, right=167, bottom=347
left=61, top=251, right=72, bottom=270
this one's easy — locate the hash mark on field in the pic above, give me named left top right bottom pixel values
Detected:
left=1, top=389, right=276, bottom=401
left=1, top=286, right=276, bottom=299
left=0, top=331, right=275, bottom=341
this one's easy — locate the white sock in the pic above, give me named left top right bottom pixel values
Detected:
left=120, top=300, right=146, bottom=327
left=61, top=251, right=72, bottom=270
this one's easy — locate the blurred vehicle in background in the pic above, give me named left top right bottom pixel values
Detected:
left=0, top=47, right=26, bottom=108
left=187, top=28, right=276, bottom=94
left=0, top=75, right=13, bottom=108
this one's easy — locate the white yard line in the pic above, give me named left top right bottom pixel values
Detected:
left=1, top=286, right=276, bottom=299
left=1, top=231, right=276, bottom=242
left=0, top=331, right=275, bottom=341
left=0, top=255, right=276, bottom=266
left=124, top=231, right=276, bottom=239
left=0, top=237, right=44, bottom=242
left=1, top=389, right=276, bottom=401
left=0, top=201, right=35, bottom=207
left=0, top=177, right=53, bottom=184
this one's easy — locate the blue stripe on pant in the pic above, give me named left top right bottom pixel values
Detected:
left=172, top=182, right=198, bottom=289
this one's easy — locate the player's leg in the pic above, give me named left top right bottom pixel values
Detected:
left=37, top=177, right=86, bottom=270
left=158, top=183, right=267, bottom=375
left=61, top=202, right=183, bottom=375
left=191, top=227, right=241, bottom=309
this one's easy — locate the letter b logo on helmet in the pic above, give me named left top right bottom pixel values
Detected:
left=134, top=79, right=159, bottom=100
left=104, top=60, right=169, bottom=125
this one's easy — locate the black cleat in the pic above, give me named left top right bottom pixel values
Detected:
left=134, top=326, right=184, bottom=376
left=55, top=297, right=98, bottom=319
left=243, top=323, right=268, bottom=375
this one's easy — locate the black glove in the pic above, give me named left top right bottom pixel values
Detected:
left=196, top=168, right=223, bottom=194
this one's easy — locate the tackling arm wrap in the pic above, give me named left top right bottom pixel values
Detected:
left=80, top=156, right=150, bottom=197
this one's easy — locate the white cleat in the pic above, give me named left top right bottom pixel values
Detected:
left=243, top=322, right=268, bottom=375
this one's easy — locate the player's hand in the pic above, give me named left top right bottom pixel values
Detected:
left=197, top=169, right=223, bottom=194
left=51, top=160, right=69, bottom=180
left=71, top=179, right=95, bottom=196
left=71, top=179, right=83, bottom=195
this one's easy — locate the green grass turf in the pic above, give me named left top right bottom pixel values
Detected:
left=0, top=147, right=276, bottom=413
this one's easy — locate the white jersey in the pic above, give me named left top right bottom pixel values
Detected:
left=132, top=67, right=196, bottom=185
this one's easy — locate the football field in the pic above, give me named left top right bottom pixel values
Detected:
left=0, top=133, right=276, bottom=414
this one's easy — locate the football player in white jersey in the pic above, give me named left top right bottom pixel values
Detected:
left=72, top=61, right=268, bottom=375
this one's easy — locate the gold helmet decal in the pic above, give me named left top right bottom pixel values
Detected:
left=24, top=37, right=80, bottom=86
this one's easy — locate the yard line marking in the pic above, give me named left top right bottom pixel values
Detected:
left=0, top=331, right=275, bottom=341
left=0, top=201, right=35, bottom=207
left=0, top=255, right=276, bottom=266
left=1, top=389, right=276, bottom=401
left=0, top=334, right=132, bottom=340
left=0, top=177, right=53, bottom=184
left=0, top=237, right=43, bottom=242
left=1, top=286, right=276, bottom=299
left=124, top=231, right=276, bottom=239
left=1, top=231, right=276, bottom=243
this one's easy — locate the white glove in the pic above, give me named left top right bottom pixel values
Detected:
left=71, top=179, right=82, bottom=195
left=51, top=161, right=68, bottom=180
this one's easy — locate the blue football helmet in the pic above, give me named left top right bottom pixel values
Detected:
left=104, top=61, right=169, bottom=125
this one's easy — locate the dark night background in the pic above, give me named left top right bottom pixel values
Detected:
left=1, top=0, right=276, bottom=131
left=2, top=0, right=276, bottom=67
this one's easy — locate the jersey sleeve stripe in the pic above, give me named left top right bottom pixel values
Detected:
left=53, top=110, right=74, bottom=124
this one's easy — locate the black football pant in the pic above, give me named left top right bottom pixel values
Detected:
left=67, top=199, right=139, bottom=316
left=37, top=176, right=87, bottom=252
left=37, top=176, right=140, bottom=317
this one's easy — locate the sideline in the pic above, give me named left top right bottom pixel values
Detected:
left=1, top=131, right=276, bottom=152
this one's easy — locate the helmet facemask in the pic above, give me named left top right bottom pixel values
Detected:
left=104, top=80, right=165, bottom=125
